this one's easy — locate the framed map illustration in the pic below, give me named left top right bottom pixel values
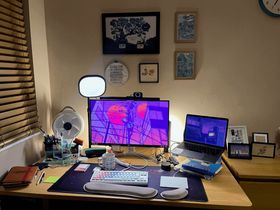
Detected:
left=102, top=12, right=160, bottom=54
left=174, top=50, right=195, bottom=79
left=175, top=11, right=197, bottom=43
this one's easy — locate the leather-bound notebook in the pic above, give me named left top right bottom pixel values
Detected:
left=1, top=166, right=38, bottom=188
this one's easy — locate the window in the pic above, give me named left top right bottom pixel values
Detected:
left=0, top=0, right=38, bottom=148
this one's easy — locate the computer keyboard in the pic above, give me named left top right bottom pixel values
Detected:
left=90, top=170, right=149, bottom=186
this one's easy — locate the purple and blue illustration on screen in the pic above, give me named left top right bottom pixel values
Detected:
left=185, top=115, right=228, bottom=147
left=89, top=99, right=169, bottom=147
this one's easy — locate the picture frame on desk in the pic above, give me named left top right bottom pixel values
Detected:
left=252, top=142, right=276, bottom=158
left=139, top=63, right=159, bottom=83
left=252, top=132, right=269, bottom=143
left=226, top=125, right=249, bottom=148
left=228, top=143, right=252, bottom=159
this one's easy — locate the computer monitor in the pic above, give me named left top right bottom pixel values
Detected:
left=88, top=98, right=169, bottom=147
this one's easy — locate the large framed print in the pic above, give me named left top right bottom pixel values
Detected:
left=102, top=12, right=160, bottom=54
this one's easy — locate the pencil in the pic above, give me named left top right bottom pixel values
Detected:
left=36, top=171, right=45, bottom=185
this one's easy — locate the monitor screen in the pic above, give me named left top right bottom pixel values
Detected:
left=88, top=99, right=169, bottom=147
left=184, top=114, right=228, bottom=148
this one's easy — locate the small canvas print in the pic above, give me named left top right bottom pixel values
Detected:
left=174, top=50, right=195, bottom=79
left=102, top=12, right=160, bottom=54
left=175, top=12, right=197, bottom=43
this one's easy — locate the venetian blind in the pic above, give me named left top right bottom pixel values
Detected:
left=0, top=0, right=39, bottom=148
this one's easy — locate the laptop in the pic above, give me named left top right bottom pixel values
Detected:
left=172, top=114, right=229, bottom=163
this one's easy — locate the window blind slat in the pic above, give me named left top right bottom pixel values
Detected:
left=0, top=69, right=31, bottom=75
left=0, top=116, right=38, bottom=134
left=0, top=48, right=28, bottom=57
left=0, top=19, right=24, bottom=33
left=0, top=75, right=32, bottom=82
left=0, top=123, right=39, bottom=147
left=0, top=110, right=37, bottom=127
left=0, top=33, right=26, bottom=45
left=0, top=5, right=23, bottom=20
left=0, top=40, right=27, bottom=51
left=3, top=0, right=23, bottom=9
left=0, top=0, right=38, bottom=147
left=0, top=98, right=36, bottom=112
left=0, top=93, right=35, bottom=104
left=0, top=62, right=30, bottom=69
left=0, top=0, right=23, bottom=15
left=0, top=104, right=37, bottom=119
left=0, top=87, right=34, bottom=97
left=0, top=12, right=24, bottom=26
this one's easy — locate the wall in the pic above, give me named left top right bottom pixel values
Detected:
left=44, top=0, right=280, bottom=148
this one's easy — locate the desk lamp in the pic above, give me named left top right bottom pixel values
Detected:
left=78, top=75, right=106, bottom=98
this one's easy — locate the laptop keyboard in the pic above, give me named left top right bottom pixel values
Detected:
left=185, top=143, right=221, bottom=155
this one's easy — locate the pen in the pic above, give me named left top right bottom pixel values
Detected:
left=36, top=171, right=45, bottom=185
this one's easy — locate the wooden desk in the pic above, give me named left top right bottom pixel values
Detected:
left=0, top=155, right=251, bottom=210
left=223, top=153, right=280, bottom=210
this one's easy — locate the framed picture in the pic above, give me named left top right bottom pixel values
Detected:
left=252, top=142, right=276, bottom=158
left=174, top=50, right=195, bottom=79
left=228, top=143, right=252, bottom=159
left=252, top=132, right=269, bottom=143
left=139, top=63, right=159, bottom=83
left=175, top=11, right=197, bottom=43
left=102, top=12, right=160, bottom=54
left=226, top=126, right=249, bottom=148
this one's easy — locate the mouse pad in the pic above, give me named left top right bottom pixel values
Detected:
left=48, top=163, right=208, bottom=202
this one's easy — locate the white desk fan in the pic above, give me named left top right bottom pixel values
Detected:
left=52, top=106, right=84, bottom=164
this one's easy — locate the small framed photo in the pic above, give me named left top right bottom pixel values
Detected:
left=226, top=126, right=249, bottom=147
left=139, top=63, right=159, bottom=83
left=252, top=132, right=269, bottom=143
left=252, top=142, right=276, bottom=158
left=228, top=143, right=252, bottom=159
left=174, top=50, right=195, bottom=79
left=175, top=11, right=197, bottom=43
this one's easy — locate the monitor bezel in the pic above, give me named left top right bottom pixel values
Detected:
left=88, top=97, right=170, bottom=148
left=184, top=114, right=229, bottom=149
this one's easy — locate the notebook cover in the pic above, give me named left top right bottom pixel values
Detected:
left=1, top=166, right=38, bottom=187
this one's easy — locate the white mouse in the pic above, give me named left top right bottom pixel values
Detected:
left=160, top=188, right=188, bottom=200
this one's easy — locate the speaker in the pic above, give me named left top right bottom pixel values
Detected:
left=133, top=92, right=143, bottom=98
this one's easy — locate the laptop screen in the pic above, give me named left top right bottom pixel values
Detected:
left=184, top=114, right=229, bottom=148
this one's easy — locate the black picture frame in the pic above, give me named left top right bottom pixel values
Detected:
left=252, top=142, right=276, bottom=158
left=139, top=63, right=159, bottom=83
left=102, top=12, right=160, bottom=54
left=228, top=143, right=252, bottom=159
left=252, top=132, right=269, bottom=143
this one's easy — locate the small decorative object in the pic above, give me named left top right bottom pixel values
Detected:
left=252, top=142, right=276, bottom=158
left=228, top=143, right=252, bottom=159
left=139, top=63, right=159, bottom=83
left=174, top=50, right=195, bottom=79
left=252, top=132, right=269, bottom=143
left=104, top=61, right=129, bottom=86
left=102, top=12, right=160, bottom=54
left=226, top=126, right=249, bottom=148
left=258, top=0, right=280, bottom=17
left=175, top=11, right=198, bottom=43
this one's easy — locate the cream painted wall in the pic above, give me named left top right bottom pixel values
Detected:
left=29, top=0, right=52, bottom=133
left=44, top=0, right=280, bottom=147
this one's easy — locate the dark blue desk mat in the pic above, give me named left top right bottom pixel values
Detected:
left=48, top=163, right=208, bottom=202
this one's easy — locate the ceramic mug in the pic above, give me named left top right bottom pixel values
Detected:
left=98, top=152, right=116, bottom=170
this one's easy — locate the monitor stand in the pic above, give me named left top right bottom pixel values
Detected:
left=113, top=146, right=158, bottom=163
